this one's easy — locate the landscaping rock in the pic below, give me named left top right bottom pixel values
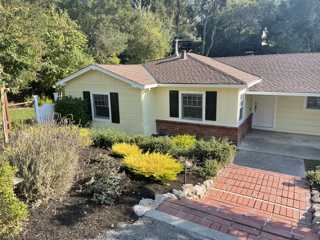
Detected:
left=155, top=193, right=177, bottom=205
left=139, top=198, right=157, bottom=208
left=312, top=216, right=320, bottom=225
left=203, top=179, right=214, bottom=189
left=312, top=193, right=320, bottom=203
left=193, top=185, right=206, bottom=198
left=172, top=189, right=185, bottom=199
left=311, top=204, right=320, bottom=213
left=133, top=205, right=152, bottom=217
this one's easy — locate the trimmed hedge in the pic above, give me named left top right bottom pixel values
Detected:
left=92, top=128, right=132, bottom=148
left=192, top=138, right=236, bottom=166
left=91, top=128, right=236, bottom=166
left=55, top=96, right=91, bottom=126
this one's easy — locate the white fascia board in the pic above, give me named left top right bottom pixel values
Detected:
left=155, top=83, right=247, bottom=89
left=57, top=64, right=145, bottom=89
left=247, top=78, right=262, bottom=88
left=246, top=91, right=320, bottom=97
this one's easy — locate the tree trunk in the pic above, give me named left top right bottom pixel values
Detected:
left=206, top=26, right=217, bottom=56
left=201, top=17, right=208, bottom=54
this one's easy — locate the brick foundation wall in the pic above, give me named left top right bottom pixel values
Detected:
left=156, top=114, right=252, bottom=144
left=237, top=114, right=252, bottom=143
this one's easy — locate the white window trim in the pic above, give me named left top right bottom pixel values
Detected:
left=238, top=93, right=245, bottom=122
left=90, top=92, right=112, bottom=122
left=304, top=96, right=320, bottom=111
left=178, top=91, right=206, bottom=123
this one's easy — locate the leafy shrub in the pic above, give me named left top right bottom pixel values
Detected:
left=92, top=128, right=132, bottom=148
left=193, top=138, right=236, bottom=165
left=79, top=128, right=92, bottom=148
left=170, top=135, right=196, bottom=157
left=123, top=152, right=183, bottom=182
left=200, top=160, right=222, bottom=179
left=4, top=123, right=81, bottom=204
left=112, top=143, right=141, bottom=158
left=83, top=153, right=125, bottom=205
left=0, top=162, right=28, bottom=239
left=55, top=96, right=91, bottom=126
left=135, top=136, right=171, bottom=153
left=306, top=170, right=320, bottom=187
left=39, top=97, right=53, bottom=106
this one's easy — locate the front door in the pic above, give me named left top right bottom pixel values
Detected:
left=253, top=96, right=275, bottom=129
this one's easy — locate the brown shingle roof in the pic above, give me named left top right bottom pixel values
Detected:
left=216, top=53, right=320, bottom=94
left=99, top=64, right=157, bottom=86
left=144, top=54, right=257, bottom=85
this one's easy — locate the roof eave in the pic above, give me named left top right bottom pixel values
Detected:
left=57, top=64, right=146, bottom=89
left=246, top=91, right=320, bottom=97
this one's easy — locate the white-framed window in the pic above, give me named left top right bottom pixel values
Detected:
left=239, top=94, right=245, bottom=121
left=181, top=93, right=203, bottom=121
left=92, top=94, right=110, bottom=119
left=306, top=96, right=320, bottom=110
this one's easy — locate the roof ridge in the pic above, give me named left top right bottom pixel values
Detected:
left=188, top=53, right=260, bottom=85
left=215, top=51, right=320, bottom=60
left=187, top=54, right=244, bottom=85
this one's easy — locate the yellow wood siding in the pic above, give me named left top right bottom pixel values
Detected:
left=153, top=87, right=240, bottom=127
left=274, top=96, right=320, bottom=135
left=64, top=70, right=144, bottom=134
left=142, top=89, right=156, bottom=135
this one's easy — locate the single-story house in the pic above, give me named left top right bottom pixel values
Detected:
left=57, top=51, right=320, bottom=144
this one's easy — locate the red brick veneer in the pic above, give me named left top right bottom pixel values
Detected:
left=156, top=114, right=252, bottom=144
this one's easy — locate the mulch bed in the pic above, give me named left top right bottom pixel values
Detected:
left=20, top=147, right=204, bottom=240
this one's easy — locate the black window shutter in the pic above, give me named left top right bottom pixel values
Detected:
left=83, top=91, right=92, bottom=120
left=169, top=90, right=179, bottom=118
left=205, top=91, right=217, bottom=121
left=110, top=92, right=120, bottom=124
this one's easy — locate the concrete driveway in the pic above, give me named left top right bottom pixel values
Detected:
left=235, top=150, right=306, bottom=176
left=235, top=130, right=320, bottom=177
left=239, top=130, right=320, bottom=160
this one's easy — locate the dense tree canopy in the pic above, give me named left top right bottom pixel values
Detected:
left=1, top=0, right=320, bottom=93
left=0, top=2, right=92, bottom=92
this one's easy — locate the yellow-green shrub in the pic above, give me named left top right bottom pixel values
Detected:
left=79, top=128, right=92, bottom=147
left=123, top=152, right=183, bottom=182
left=112, top=143, right=141, bottom=157
left=0, top=162, right=28, bottom=239
left=170, top=135, right=196, bottom=157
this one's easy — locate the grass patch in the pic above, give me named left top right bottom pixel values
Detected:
left=0, top=107, right=35, bottom=124
left=304, top=159, right=320, bottom=171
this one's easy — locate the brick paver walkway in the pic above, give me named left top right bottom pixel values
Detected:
left=158, top=164, right=318, bottom=240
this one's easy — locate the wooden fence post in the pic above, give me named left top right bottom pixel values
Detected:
left=1, top=85, right=10, bottom=144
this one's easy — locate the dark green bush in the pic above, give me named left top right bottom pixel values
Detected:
left=200, top=160, right=222, bottom=179
left=135, top=136, right=172, bottom=153
left=306, top=170, right=320, bottom=187
left=55, top=96, right=91, bottom=126
left=83, top=153, right=125, bottom=205
left=92, top=128, right=132, bottom=148
left=0, top=162, right=28, bottom=239
left=193, top=138, right=236, bottom=165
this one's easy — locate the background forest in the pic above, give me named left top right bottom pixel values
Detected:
left=1, top=0, right=320, bottom=95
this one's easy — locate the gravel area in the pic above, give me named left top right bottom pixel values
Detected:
left=93, top=217, right=209, bottom=240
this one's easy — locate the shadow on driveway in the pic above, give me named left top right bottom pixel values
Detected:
left=235, top=150, right=306, bottom=177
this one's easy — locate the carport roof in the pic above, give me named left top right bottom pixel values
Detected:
left=217, top=53, right=320, bottom=94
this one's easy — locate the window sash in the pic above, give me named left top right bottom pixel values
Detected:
left=181, top=94, right=203, bottom=120
left=93, top=94, right=109, bottom=119
left=306, top=97, right=320, bottom=110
